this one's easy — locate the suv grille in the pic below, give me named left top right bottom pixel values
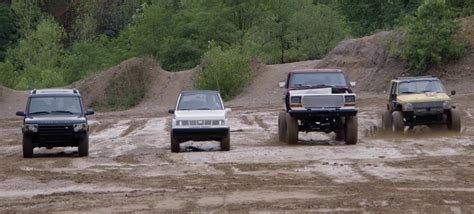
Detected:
left=38, top=125, right=74, bottom=136
left=412, top=101, right=444, bottom=109
left=302, top=95, right=344, bottom=109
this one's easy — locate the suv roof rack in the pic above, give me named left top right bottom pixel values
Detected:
left=72, top=88, right=79, bottom=94
left=397, top=75, right=435, bottom=80
left=30, top=89, right=37, bottom=94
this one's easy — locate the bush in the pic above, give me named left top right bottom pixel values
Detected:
left=401, top=0, right=465, bottom=73
left=194, top=46, right=252, bottom=100
left=94, top=62, right=149, bottom=111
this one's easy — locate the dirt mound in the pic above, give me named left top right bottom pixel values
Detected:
left=72, top=57, right=196, bottom=114
left=0, top=86, right=29, bottom=119
left=316, top=31, right=408, bottom=93
left=226, top=60, right=321, bottom=109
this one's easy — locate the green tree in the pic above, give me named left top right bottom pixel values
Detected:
left=0, top=5, right=17, bottom=61
left=401, top=0, right=465, bottom=73
left=194, top=45, right=252, bottom=100
left=9, top=16, right=66, bottom=88
left=11, top=0, right=43, bottom=38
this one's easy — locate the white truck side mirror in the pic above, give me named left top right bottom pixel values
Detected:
left=278, top=81, right=286, bottom=88
left=350, top=82, right=357, bottom=87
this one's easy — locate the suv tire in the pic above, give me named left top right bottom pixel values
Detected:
left=78, top=137, right=89, bottom=157
left=382, top=110, right=392, bottom=131
left=285, top=113, right=298, bottom=144
left=22, top=135, right=33, bottom=158
left=221, top=132, right=230, bottom=151
left=335, top=130, right=344, bottom=141
left=171, top=134, right=180, bottom=153
left=278, top=111, right=287, bottom=142
left=392, top=111, right=404, bottom=133
left=448, top=109, right=461, bottom=132
left=345, top=116, right=358, bottom=145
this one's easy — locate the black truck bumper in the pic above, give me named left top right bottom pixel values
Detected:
left=288, top=109, right=358, bottom=119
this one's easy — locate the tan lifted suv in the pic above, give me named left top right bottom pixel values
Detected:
left=382, top=76, right=461, bottom=133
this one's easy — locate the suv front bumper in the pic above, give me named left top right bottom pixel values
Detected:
left=172, top=127, right=229, bottom=141
left=288, top=109, right=357, bottom=118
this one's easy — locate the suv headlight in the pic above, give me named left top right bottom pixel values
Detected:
left=443, top=101, right=451, bottom=109
left=73, top=123, right=88, bottom=132
left=403, top=103, right=413, bottom=111
left=176, top=120, right=189, bottom=126
left=24, top=124, right=38, bottom=133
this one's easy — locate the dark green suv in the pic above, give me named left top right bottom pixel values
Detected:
left=16, top=89, right=94, bottom=158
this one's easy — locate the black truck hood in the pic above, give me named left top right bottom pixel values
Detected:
left=25, top=116, right=86, bottom=125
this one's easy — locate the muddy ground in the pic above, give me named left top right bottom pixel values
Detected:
left=0, top=95, right=473, bottom=213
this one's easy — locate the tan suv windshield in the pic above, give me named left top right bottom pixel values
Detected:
left=398, top=80, right=445, bottom=94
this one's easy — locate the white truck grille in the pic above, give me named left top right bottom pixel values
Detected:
left=302, top=95, right=344, bottom=109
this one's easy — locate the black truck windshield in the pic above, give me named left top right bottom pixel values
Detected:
left=398, top=80, right=445, bottom=94
left=28, top=96, right=82, bottom=115
left=289, top=72, right=348, bottom=88
left=178, top=93, right=223, bottom=110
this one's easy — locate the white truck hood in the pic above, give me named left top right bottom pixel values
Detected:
left=289, top=88, right=332, bottom=95
left=174, top=110, right=227, bottom=120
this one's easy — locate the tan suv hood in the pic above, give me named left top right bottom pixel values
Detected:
left=398, top=93, right=450, bottom=104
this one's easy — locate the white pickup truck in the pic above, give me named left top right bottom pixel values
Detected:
left=278, top=69, right=358, bottom=145
left=169, top=90, right=231, bottom=152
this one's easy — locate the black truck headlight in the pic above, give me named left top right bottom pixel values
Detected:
left=73, top=123, right=88, bottom=132
left=25, top=124, right=38, bottom=133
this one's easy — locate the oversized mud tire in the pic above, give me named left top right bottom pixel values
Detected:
left=448, top=109, right=461, bottom=133
left=78, top=137, right=89, bottom=157
left=22, top=135, right=33, bottom=158
left=285, top=113, right=298, bottom=144
left=170, top=134, right=180, bottom=153
left=221, top=132, right=230, bottom=151
left=335, top=130, right=344, bottom=141
left=278, top=111, right=287, bottom=142
left=382, top=110, right=392, bottom=131
left=344, top=116, right=358, bottom=145
left=392, top=111, right=405, bottom=133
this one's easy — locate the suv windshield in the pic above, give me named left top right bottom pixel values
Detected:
left=28, top=96, right=83, bottom=115
left=177, top=93, right=223, bottom=110
left=398, top=80, right=445, bottom=94
left=289, top=72, right=348, bottom=88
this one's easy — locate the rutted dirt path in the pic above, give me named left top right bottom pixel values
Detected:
left=0, top=96, right=473, bottom=212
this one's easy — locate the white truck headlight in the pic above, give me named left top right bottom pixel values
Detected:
left=176, top=120, right=189, bottom=126
left=73, top=123, right=88, bottom=132
left=25, top=124, right=38, bottom=133
left=403, top=103, right=413, bottom=111
left=443, top=101, right=450, bottom=109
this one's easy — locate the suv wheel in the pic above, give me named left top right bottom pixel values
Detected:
left=221, top=132, right=230, bottom=151
left=22, top=135, right=34, bottom=158
left=170, top=134, right=180, bottom=153
left=278, top=111, right=287, bottom=142
left=335, top=130, right=344, bottom=141
left=392, top=111, right=405, bottom=133
left=448, top=109, right=461, bottom=132
left=345, top=116, right=358, bottom=145
left=382, top=110, right=392, bottom=130
left=78, top=137, right=89, bottom=157
left=285, top=113, right=298, bottom=144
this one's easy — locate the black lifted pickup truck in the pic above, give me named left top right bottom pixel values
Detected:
left=16, top=89, right=94, bottom=158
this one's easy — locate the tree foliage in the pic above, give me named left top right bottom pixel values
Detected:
left=0, top=5, right=16, bottom=61
left=401, top=0, right=465, bottom=73
left=194, top=46, right=252, bottom=100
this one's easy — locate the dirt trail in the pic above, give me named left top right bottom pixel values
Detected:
left=0, top=96, right=473, bottom=212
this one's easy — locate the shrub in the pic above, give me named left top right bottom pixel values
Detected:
left=401, top=0, right=465, bottom=73
left=194, top=46, right=252, bottom=100
left=95, top=61, right=149, bottom=111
